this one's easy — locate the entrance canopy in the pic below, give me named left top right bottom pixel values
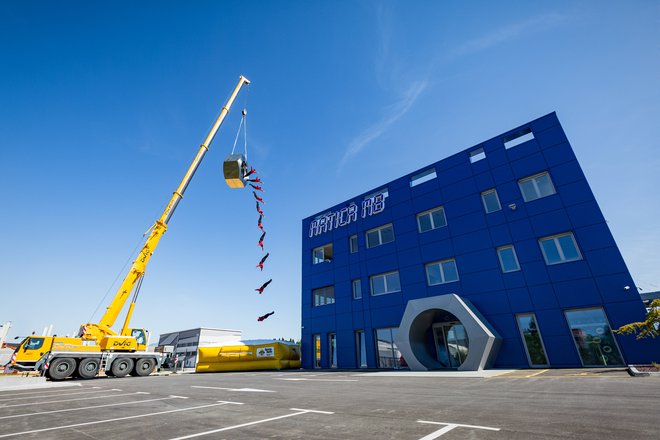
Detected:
left=394, top=294, right=501, bottom=371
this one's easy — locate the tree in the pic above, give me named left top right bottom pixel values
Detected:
left=615, top=299, right=660, bottom=339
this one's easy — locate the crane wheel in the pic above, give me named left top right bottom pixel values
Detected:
left=110, top=358, right=134, bottom=378
left=77, top=358, right=101, bottom=379
left=131, top=358, right=156, bottom=377
left=49, top=358, right=77, bottom=381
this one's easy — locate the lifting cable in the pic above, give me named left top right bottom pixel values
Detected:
left=230, top=84, right=250, bottom=159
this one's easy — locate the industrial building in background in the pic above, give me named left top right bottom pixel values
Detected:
left=301, top=112, right=659, bottom=370
left=157, top=328, right=242, bottom=369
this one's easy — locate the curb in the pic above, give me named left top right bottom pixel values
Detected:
left=627, top=365, right=660, bottom=377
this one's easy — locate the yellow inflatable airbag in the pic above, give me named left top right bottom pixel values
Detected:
left=196, top=341, right=301, bottom=372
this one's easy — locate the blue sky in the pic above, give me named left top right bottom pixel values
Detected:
left=1, top=1, right=659, bottom=343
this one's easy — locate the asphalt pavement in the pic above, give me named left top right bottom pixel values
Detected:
left=0, top=369, right=657, bottom=439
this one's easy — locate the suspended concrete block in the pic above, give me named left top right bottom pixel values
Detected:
left=394, top=294, right=501, bottom=371
left=223, top=154, right=248, bottom=188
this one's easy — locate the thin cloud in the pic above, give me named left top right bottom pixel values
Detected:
left=339, top=79, right=428, bottom=169
left=454, top=13, right=564, bottom=55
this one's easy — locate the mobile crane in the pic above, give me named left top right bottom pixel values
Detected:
left=9, top=76, right=251, bottom=380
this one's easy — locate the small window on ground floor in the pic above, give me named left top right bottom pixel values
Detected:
left=374, top=327, right=405, bottom=369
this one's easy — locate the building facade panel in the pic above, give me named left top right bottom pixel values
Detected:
left=301, top=112, right=658, bottom=370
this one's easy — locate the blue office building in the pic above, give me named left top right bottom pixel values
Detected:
left=301, top=112, right=658, bottom=370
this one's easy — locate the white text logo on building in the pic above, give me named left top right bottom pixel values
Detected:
left=309, top=193, right=386, bottom=237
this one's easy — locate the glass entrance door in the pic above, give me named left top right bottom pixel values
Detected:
left=433, top=322, right=469, bottom=368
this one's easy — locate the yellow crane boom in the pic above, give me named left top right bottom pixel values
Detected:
left=83, top=75, right=251, bottom=345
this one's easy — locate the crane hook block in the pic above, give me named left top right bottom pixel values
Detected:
left=223, top=154, right=249, bottom=188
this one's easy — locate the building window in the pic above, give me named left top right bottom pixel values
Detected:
left=313, top=286, right=335, bottom=306
left=313, top=334, right=321, bottom=368
left=417, top=207, right=447, bottom=233
left=312, top=244, right=333, bottom=264
left=410, top=168, right=437, bottom=187
left=352, top=279, right=362, bottom=299
left=425, top=259, right=459, bottom=285
left=469, top=147, right=486, bottom=163
left=564, top=308, right=624, bottom=367
left=328, top=333, right=337, bottom=368
left=497, top=245, right=521, bottom=273
left=349, top=235, right=358, bottom=253
left=539, top=232, right=582, bottom=265
left=355, top=331, right=367, bottom=368
left=370, top=271, right=401, bottom=296
left=366, top=224, right=394, bottom=248
left=481, top=189, right=502, bottom=213
left=375, top=327, right=405, bottom=369
left=516, top=313, right=549, bottom=367
left=504, top=127, right=535, bottom=149
left=518, top=172, right=556, bottom=202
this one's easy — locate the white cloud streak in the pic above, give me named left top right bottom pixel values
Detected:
left=454, top=13, right=564, bottom=56
left=339, top=79, right=428, bottom=170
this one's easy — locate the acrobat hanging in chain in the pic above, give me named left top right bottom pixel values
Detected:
left=255, top=279, right=272, bottom=294
left=256, top=252, right=269, bottom=270
left=253, top=191, right=264, bottom=204
left=257, top=311, right=275, bottom=322
left=226, top=105, right=276, bottom=320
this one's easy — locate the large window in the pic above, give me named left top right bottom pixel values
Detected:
left=313, top=286, right=335, bottom=306
left=518, top=172, right=556, bottom=202
left=516, top=313, right=549, bottom=367
left=425, top=259, right=459, bottom=285
left=352, top=279, right=362, bottom=299
left=349, top=235, right=358, bottom=253
left=417, top=207, right=447, bottom=233
left=564, top=308, right=624, bottom=367
left=366, top=224, right=394, bottom=248
left=481, top=189, right=502, bottom=213
left=370, top=271, right=401, bottom=296
left=497, top=245, right=521, bottom=273
left=539, top=232, right=582, bottom=265
left=375, top=328, right=405, bottom=369
left=355, top=331, right=367, bottom=368
left=312, top=243, right=333, bottom=264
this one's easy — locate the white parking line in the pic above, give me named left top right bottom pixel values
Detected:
left=0, top=401, right=240, bottom=438
left=0, top=388, right=119, bottom=403
left=276, top=378, right=358, bottom=382
left=417, top=420, right=500, bottom=439
left=0, top=386, right=100, bottom=398
left=192, top=385, right=275, bottom=393
left=5, top=391, right=140, bottom=408
left=0, top=394, right=193, bottom=420
left=167, top=407, right=334, bottom=439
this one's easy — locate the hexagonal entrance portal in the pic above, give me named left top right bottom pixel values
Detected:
left=394, top=294, right=501, bottom=371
